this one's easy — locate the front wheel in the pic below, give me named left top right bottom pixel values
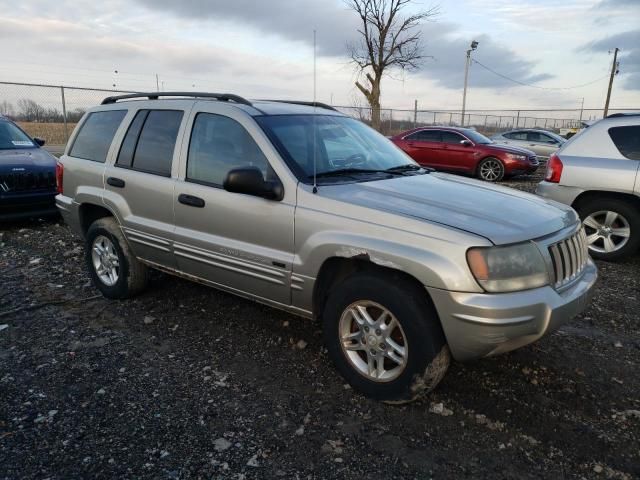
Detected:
left=576, top=198, right=640, bottom=261
left=477, top=157, right=505, bottom=182
left=323, top=271, right=450, bottom=402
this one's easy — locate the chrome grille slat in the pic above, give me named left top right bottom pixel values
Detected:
left=548, top=228, right=589, bottom=289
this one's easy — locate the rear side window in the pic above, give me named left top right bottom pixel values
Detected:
left=506, top=131, right=527, bottom=140
left=116, top=110, right=183, bottom=176
left=187, top=113, right=269, bottom=186
left=70, top=110, right=126, bottom=162
left=406, top=130, right=441, bottom=142
left=608, top=126, right=640, bottom=160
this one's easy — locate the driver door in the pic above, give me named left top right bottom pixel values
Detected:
left=172, top=107, right=295, bottom=305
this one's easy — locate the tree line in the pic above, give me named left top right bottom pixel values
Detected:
left=0, top=99, right=86, bottom=123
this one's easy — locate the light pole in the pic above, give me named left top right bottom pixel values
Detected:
left=461, top=40, right=478, bottom=127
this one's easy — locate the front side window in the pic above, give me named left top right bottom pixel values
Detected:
left=116, top=110, right=183, bottom=176
left=441, top=131, right=464, bottom=144
left=187, top=113, right=269, bottom=186
left=0, top=120, right=35, bottom=149
left=70, top=110, right=127, bottom=162
left=609, top=126, right=640, bottom=160
left=257, top=115, right=415, bottom=182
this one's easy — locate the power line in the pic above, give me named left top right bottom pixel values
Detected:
left=471, top=59, right=610, bottom=90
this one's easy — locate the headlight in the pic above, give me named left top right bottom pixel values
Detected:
left=467, top=242, right=549, bottom=293
left=506, top=153, right=527, bottom=162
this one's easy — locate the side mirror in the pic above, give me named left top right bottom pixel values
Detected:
left=34, top=137, right=46, bottom=146
left=460, top=139, right=473, bottom=147
left=223, top=167, right=283, bottom=201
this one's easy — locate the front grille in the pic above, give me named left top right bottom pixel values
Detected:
left=529, top=155, right=539, bottom=166
left=548, top=228, right=589, bottom=288
left=0, top=171, right=56, bottom=193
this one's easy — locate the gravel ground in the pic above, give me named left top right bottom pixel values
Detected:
left=1, top=173, right=639, bottom=479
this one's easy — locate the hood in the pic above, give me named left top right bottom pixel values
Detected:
left=319, top=173, right=578, bottom=245
left=0, top=148, right=56, bottom=173
left=484, top=143, right=536, bottom=156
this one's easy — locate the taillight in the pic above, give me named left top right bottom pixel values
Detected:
left=55, top=161, right=63, bottom=194
left=545, top=153, right=563, bottom=183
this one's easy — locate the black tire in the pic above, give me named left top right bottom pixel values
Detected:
left=322, top=271, right=450, bottom=402
left=476, top=157, right=505, bottom=182
left=575, top=198, right=640, bottom=261
left=85, top=217, right=148, bottom=298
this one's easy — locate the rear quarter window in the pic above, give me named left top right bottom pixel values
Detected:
left=608, top=126, right=640, bottom=160
left=69, top=110, right=127, bottom=162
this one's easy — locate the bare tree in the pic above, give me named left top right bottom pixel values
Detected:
left=346, top=0, right=438, bottom=130
left=0, top=100, right=15, bottom=117
left=17, top=99, right=46, bottom=122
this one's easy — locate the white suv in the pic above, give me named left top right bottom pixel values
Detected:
left=536, top=113, right=640, bottom=261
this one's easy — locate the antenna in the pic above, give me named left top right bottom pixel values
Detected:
left=312, top=29, right=318, bottom=194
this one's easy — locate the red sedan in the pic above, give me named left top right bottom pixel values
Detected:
left=391, top=126, right=539, bottom=182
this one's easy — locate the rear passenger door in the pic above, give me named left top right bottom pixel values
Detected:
left=172, top=107, right=294, bottom=305
left=103, top=106, right=189, bottom=268
left=401, top=130, right=444, bottom=167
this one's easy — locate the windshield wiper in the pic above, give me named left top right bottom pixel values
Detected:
left=386, top=164, right=432, bottom=173
left=311, top=168, right=402, bottom=178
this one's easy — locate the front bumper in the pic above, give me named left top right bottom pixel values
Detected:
left=0, top=191, right=58, bottom=221
left=427, top=260, right=597, bottom=361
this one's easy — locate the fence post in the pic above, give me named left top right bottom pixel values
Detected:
left=484, top=115, right=488, bottom=130
left=515, top=110, right=520, bottom=128
left=60, top=86, right=68, bottom=142
left=433, top=111, right=436, bottom=125
left=449, top=112, right=453, bottom=125
left=389, top=109, right=393, bottom=134
left=498, top=116, right=502, bottom=129
left=413, top=100, right=417, bottom=128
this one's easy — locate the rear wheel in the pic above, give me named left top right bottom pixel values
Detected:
left=323, top=271, right=450, bottom=402
left=576, top=198, right=640, bottom=261
left=477, top=157, right=505, bottom=182
left=85, top=217, right=148, bottom=298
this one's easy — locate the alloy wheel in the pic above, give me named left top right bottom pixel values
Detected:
left=583, top=210, right=631, bottom=254
left=479, top=159, right=503, bottom=181
left=338, top=300, right=408, bottom=382
left=91, top=235, right=120, bottom=286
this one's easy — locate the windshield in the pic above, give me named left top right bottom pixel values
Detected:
left=257, top=115, right=415, bottom=182
left=0, top=120, right=35, bottom=150
left=462, top=129, right=492, bottom=144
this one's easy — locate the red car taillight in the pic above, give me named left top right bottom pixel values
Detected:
left=545, top=153, right=563, bottom=183
left=55, top=161, right=64, bottom=194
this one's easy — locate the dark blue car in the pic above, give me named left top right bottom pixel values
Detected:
left=0, top=116, right=59, bottom=221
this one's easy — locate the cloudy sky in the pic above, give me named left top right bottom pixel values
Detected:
left=0, top=0, right=638, bottom=113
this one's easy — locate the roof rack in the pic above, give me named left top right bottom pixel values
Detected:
left=606, top=112, right=640, bottom=118
left=258, top=100, right=338, bottom=112
left=101, top=92, right=253, bottom=106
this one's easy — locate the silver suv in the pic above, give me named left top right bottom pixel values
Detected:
left=536, top=113, right=640, bottom=261
left=56, top=92, right=597, bottom=402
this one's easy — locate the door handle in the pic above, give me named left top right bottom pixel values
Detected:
left=107, top=177, right=125, bottom=188
left=178, top=193, right=205, bottom=208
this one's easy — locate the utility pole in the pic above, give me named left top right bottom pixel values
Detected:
left=603, top=47, right=619, bottom=118
left=461, top=40, right=478, bottom=127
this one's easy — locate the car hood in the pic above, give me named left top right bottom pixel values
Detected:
left=484, top=143, right=536, bottom=156
left=0, top=148, right=56, bottom=172
left=319, top=173, right=578, bottom=245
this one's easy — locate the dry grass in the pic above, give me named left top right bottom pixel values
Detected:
left=17, top=122, right=76, bottom=145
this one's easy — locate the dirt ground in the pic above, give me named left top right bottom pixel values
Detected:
left=1, top=174, right=639, bottom=479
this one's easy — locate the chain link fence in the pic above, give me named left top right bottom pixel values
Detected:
left=0, top=82, right=135, bottom=145
left=1, top=81, right=636, bottom=144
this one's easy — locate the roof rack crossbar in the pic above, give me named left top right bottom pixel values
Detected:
left=258, top=100, right=338, bottom=112
left=101, top=92, right=253, bottom=106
